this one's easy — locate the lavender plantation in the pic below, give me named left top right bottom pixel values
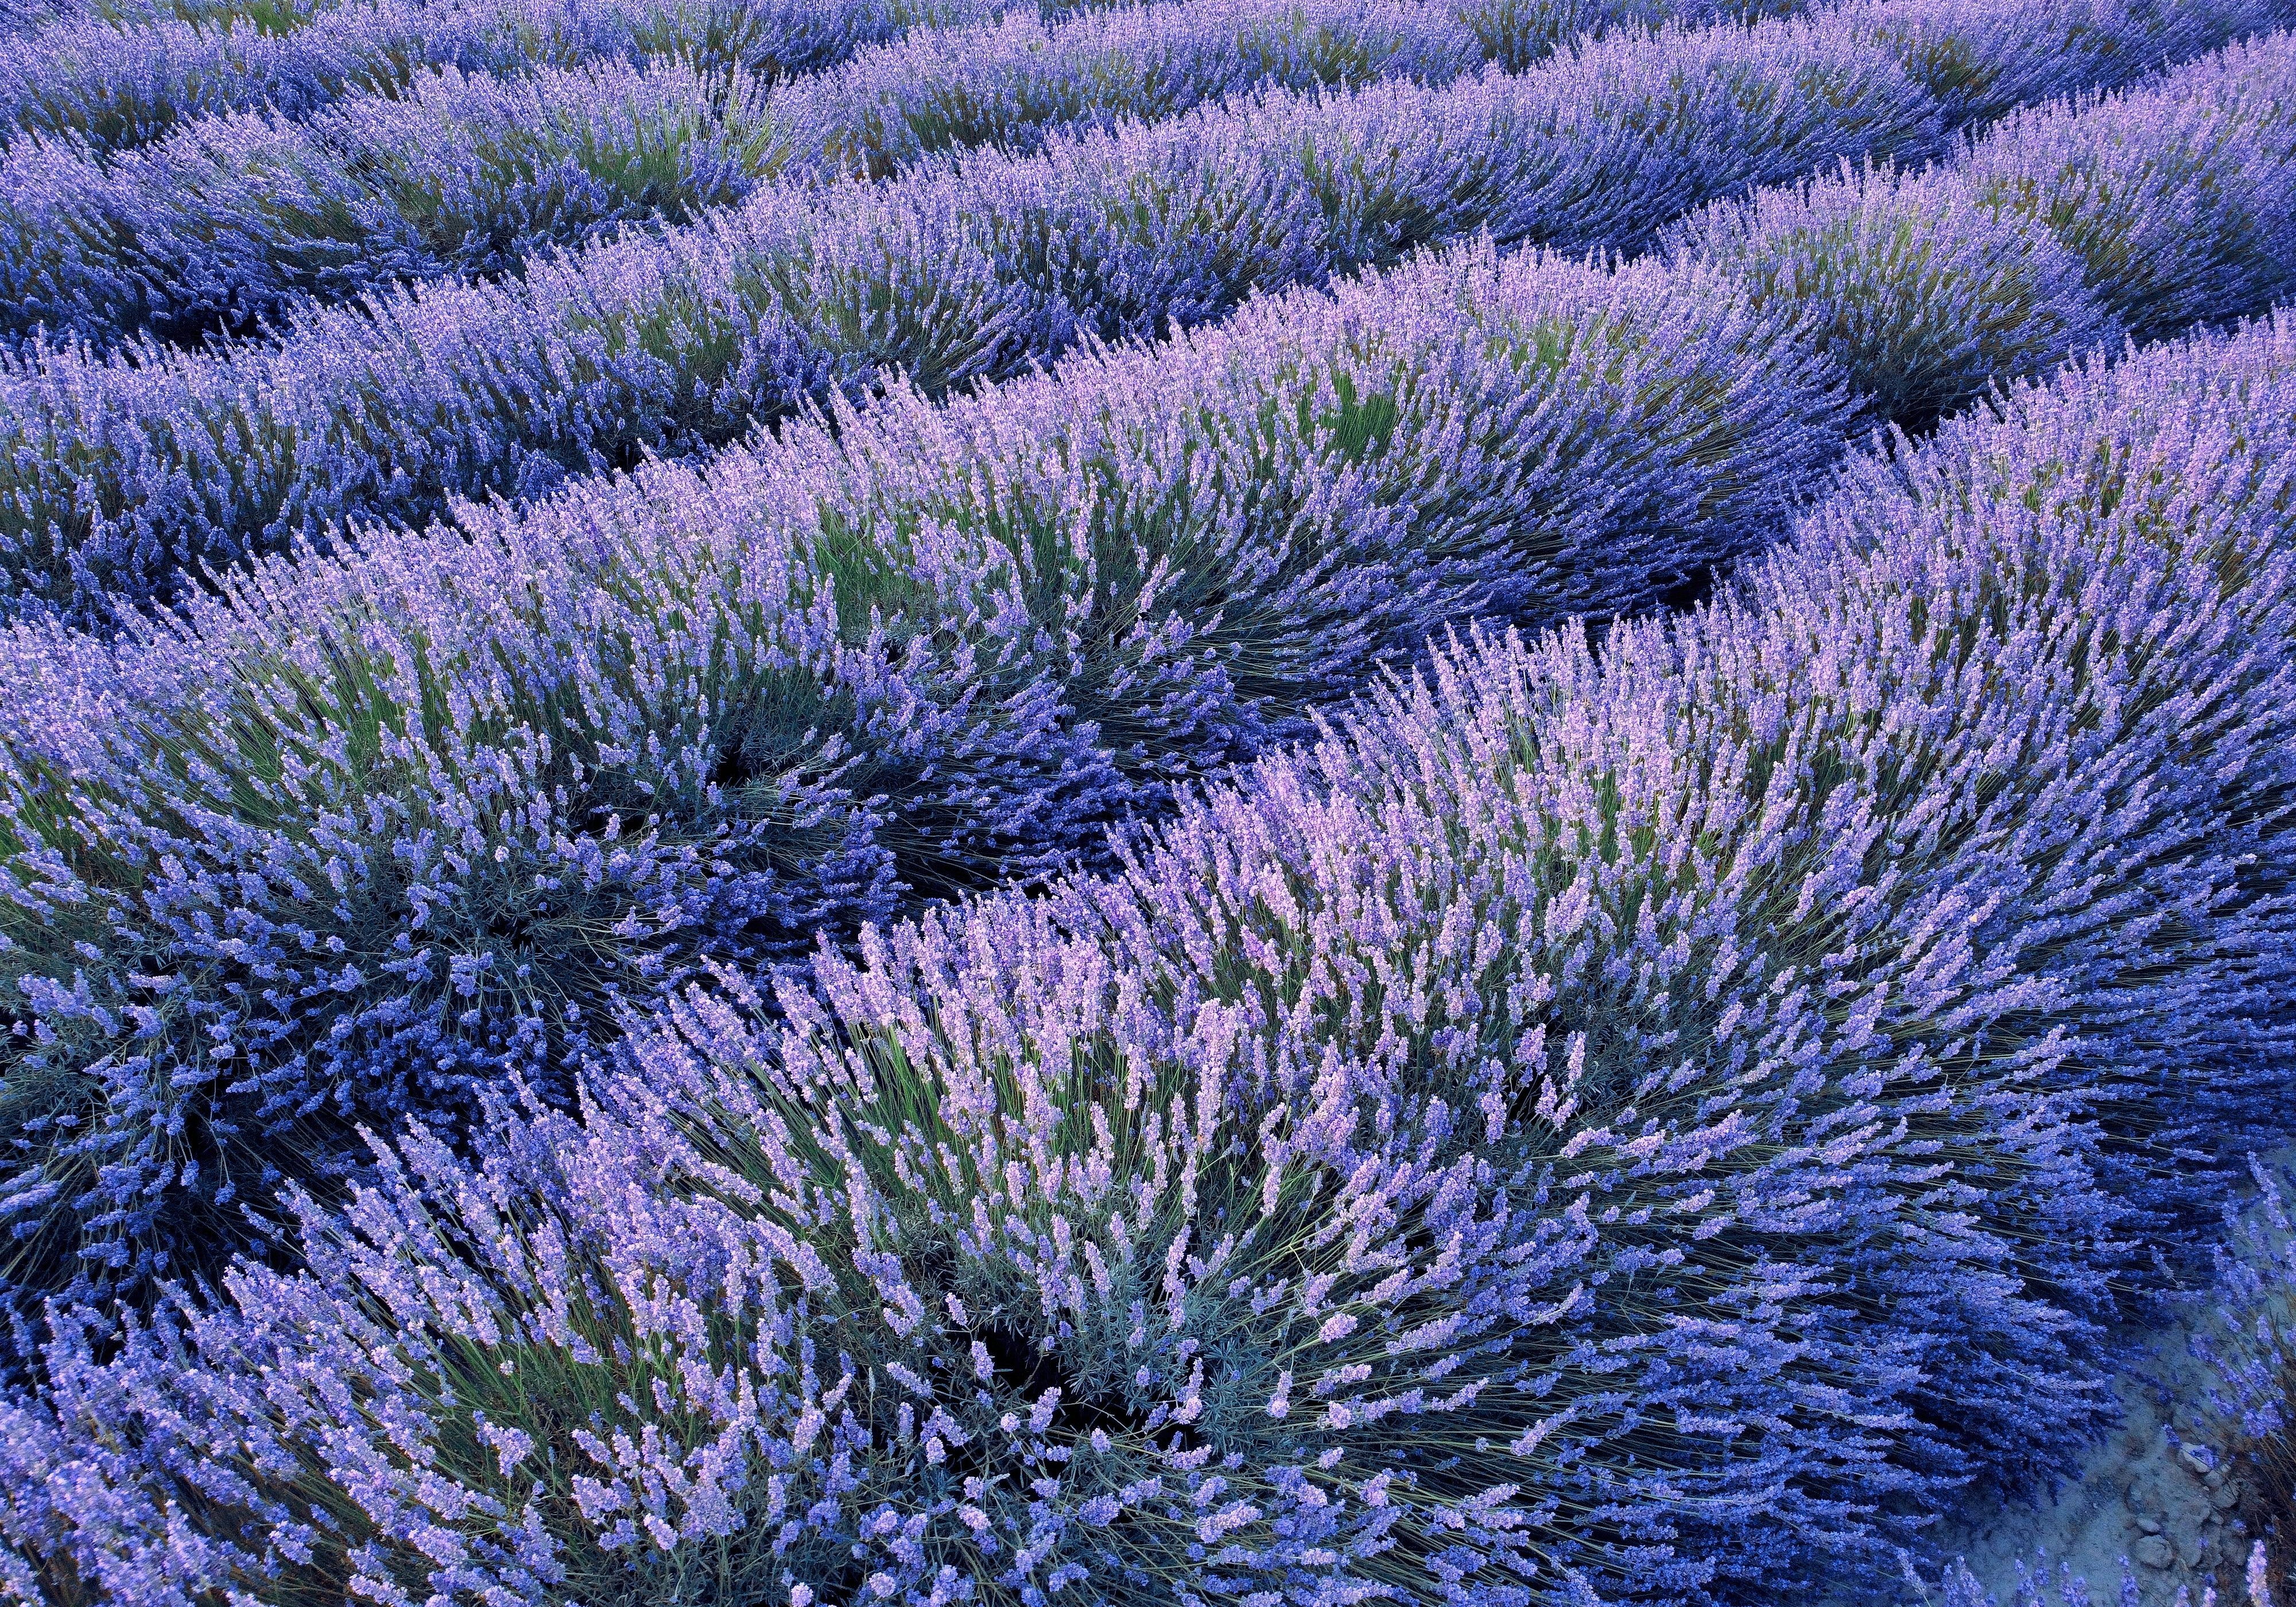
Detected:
left=0, top=0, right=2256, bottom=359
left=5, top=23, right=2293, bottom=1326
left=6, top=296, right=2295, bottom=1607
left=0, top=1, right=1938, bottom=621
left=0, top=0, right=2294, bottom=1602
left=0, top=0, right=2148, bottom=360
left=11, top=0, right=2287, bottom=626
left=23, top=0, right=2198, bottom=357
left=0, top=240, right=1848, bottom=1310
left=0, top=0, right=988, bottom=158
left=0, top=0, right=1753, bottom=351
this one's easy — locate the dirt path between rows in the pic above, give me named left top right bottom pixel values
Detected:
left=1921, top=1154, right=2296, bottom=1607
left=1928, top=1315, right=2249, bottom=1604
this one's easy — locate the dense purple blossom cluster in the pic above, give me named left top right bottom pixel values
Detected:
left=2198, top=1169, right=2296, bottom=1481
left=3, top=17, right=2293, bottom=1347
left=10, top=0, right=2288, bottom=627
left=1960, top=52, right=2296, bottom=343
left=6, top=292, right=2293, bottom=1607
left=1667, top=154, right=2118, bottom=430
left=1, top=0, right=2294, bottom=1598
left=2186, top=1172, right=2296, bottom=1607
left=1828, top=0, right=2278, bottom=127
left=1671, top=29, right=2296, bottom=426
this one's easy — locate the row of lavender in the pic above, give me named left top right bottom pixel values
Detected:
left=5, top=254, right=2292, bottom=1607
left=2, top=22, right=2287, bottom=1345
left=4, top=0, right=2278, bottom=627
left=0, top=0, right=988, bottom=158
left=0, top=0, right=1778, bottom=355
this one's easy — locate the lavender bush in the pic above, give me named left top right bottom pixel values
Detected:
left=0, top=58, right=785, bottom=350
left=0, top=0, right=652, bottom=154
left=0, top=0, right=347, bottom=41
left=46, top=0, right=358, bottom=27
left=327, top=56, right=776, bottom=274
left=1460, top=0, right=1802, bottom=70
left=0, top=240, right=1848, bottom=1315
left=559, top=0, right=1772, bottom=183
left=1964, top=34, right=2296, bottom=342
left=1671, top=28, right=2296, bottom=429
left=1833, top=0, right=2285, bottom=129
left=2195, top=1166, right=2296, bottom=1607
left=1667, top=157, right=2116, bottom=430
left=6, top=306, right=2295, bottom=1606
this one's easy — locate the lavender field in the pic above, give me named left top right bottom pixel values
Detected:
left=0, top=0, right=2294, bottom=1600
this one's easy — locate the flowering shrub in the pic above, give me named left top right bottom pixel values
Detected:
left=743, top=0, right=1496, bottom=181
left=6, top=302, right=2295, bottom=1606
left=1672, top=29, right=2296, bottom=429
left=1964, top=33, right=2296, bottom=343
left=0, top=239, right=1847, bottom=1315
left=0, top=58, right=785, bottom=351
left=1767, top=338, right=2296, bottom=1229
left=1833, top=0, right=2285, bottom=129
left=1667, top=157, right=2115, bottom=430
left=1460, top=0, right=1802, bottom=71
left=0, top=0, right=589, bottom=155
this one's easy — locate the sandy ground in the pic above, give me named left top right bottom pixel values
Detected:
left=1915, top=1153, right=2296, bottom=1607
left=1925, top=1310, right=2252, bottom=1605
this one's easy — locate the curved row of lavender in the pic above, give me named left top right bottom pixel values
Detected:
left=0, top=0, right=1001, bottom=159
left=7, top=0, right=2282, bottom=628
left=0, top=0, right=1782, bottom=355
left=6, top=283, right=2292, bottom=1607
left=0, top=0, right=273, bottom=41
left=14, top=0, right=2219, bottom=366
left=2, top=26, right=2287, bottom=1346
left=0, top=54, right=790, bottom=351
